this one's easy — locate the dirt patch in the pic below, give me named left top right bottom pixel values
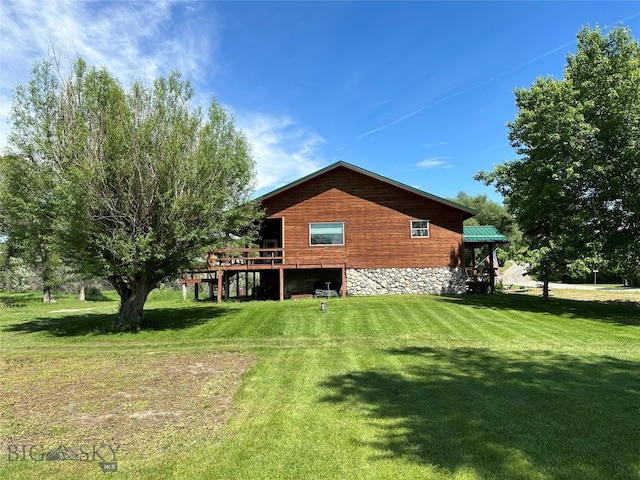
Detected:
left=48, top=308, right=96, bottom=313
left=511, top=287, right=640, bottom=305
left=0, top=352, right=256, bottom=457
left=549, top=288, right=640, bottom=304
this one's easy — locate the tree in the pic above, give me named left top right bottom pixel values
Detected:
left=476, top=25, right=640, bottom=297
left=567, top=26, right=640, bottom=286
left=6, top=56, right=261, bottom=329
left=0, top=154, right=62, bottom=302
left=449, top=192, right=521, bottom=245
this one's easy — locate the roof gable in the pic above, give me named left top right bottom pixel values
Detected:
left=258, top=161, right=476, bottom=219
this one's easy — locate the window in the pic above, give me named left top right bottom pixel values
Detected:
left=310, top=222, right=344, bottom=246
left=411, top=220, right=430, bottom=238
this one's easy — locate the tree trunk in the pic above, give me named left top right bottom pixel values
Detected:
left=542, top=279, right=550, bottom=301
left=79, top=284, right=86, bottom=302
left=43, top=285, right=53, bottom=303
left=110, top=276, right=156, bottom=331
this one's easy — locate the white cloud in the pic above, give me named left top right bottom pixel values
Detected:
left=235, top=111, right=326, bottom=194
left=0, top=0, right=215, bottom=149
left=0, top=0, right=324, bottom=194
left=424, top=141, right=447, bottom=148
left=416, top=157, right=449, bottom=169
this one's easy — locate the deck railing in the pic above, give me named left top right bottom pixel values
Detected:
left=205, top=247, right=348, bottom=269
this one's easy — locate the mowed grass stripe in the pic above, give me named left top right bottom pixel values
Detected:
left=434, top=301, right=498, bottom=345
left=460, top=304, right=564, bottom=348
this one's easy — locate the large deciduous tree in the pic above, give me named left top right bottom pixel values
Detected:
left=5, top=57, right=261, bottom=329
left=476, top=25, right=640, bottom=297
left=0, top=158, right=62, bottom=302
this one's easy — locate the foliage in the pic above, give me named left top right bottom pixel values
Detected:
left=5, top=56, right=262, bottom=329
left=450, top=191, right=522, bottom=267
left=0, top=256, right=41, bottom=292
left=450, top=191, right=521, bottom=246
left=476, top=25, right=640, bottom=299
left=0, top=155, right=62, bottom=301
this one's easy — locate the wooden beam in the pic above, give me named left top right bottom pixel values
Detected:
left=217, top=270, right=223, bottom=303
left=279, top=267, right=284, bottom=301
left=341, top=266, right=347, bottom=298
left=489, top=242, right=496, bottom=294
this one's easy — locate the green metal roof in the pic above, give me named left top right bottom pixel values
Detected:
left=463, top=225, right=509, bottom=243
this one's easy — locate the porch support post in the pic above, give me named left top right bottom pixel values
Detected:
left=182, top=282, right=187, bottom=300
left=341, top=266, right=347, bottom=298
left=224, top=272, right=230, bottom=300
left=217, top=270, right=223, bottom=303
left=279, top=267, right=284, bottom=301
left=194, top=282, right=199, bottom=301
left=489, top=242, right=496, bottom=293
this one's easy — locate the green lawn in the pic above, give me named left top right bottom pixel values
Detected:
left=1, top=290, right=639, bottom=479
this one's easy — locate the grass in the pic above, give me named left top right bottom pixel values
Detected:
left=1, top=289, right=639, bottom=479
left=510, top=285, right=640, bottom=305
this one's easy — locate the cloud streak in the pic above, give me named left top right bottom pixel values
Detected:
left=416, top=157, right=451, bottom=169
left=336, top=30, right=599, bottom=151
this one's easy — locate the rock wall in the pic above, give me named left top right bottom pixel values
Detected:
left=346, top=267, right=467, bottom=296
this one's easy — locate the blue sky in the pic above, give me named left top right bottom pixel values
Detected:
left=1, top=1, right=638, bottom=202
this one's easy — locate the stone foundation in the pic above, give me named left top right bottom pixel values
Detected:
left=346, top=267, right=467, bottom=296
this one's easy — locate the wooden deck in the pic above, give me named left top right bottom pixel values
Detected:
left=181, top=248, right=348, bottom=302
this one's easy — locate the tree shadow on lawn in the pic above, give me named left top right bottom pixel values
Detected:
left=0, top=292, right=43, bottom=308
left=2, top=304, right=231, bottom=336
left=320, top=346, right=640, bottom=479
left=442, top=293, right=640, bottom=327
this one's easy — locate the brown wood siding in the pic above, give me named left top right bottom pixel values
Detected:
left=261, top=167, right=464, bottom=268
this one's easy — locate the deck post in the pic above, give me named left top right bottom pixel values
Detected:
left=279, top=267, right=284, bottom=301
left=217, top=270, right=223, bottom=303
left=341, top=266, right=347, bottom=298
left=194, top=282, right=199, bottom=301
left=489, top=242, right=496, bottom=293
left=182, top=282, right=187, bottom=300
left=252, top=272, right=256, bottom=297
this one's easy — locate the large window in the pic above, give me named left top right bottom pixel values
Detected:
left=310, top=222, right=344, bottom=246
left=411, top=220, right=430, bottom=238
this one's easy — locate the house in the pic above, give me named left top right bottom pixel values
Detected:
left=182, top=161, right=478, bottom=301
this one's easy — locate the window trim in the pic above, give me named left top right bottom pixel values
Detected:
left=410, top=219, right=430, bottom=238
left=309, top=222, right=345, bottom=246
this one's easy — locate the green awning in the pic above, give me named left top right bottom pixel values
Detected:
left=463, top=225, right=509, bottom=243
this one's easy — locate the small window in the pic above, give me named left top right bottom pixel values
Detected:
left=310, top=222, right=344, bottom=246
left=411, top=220, right=430, bottom=238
